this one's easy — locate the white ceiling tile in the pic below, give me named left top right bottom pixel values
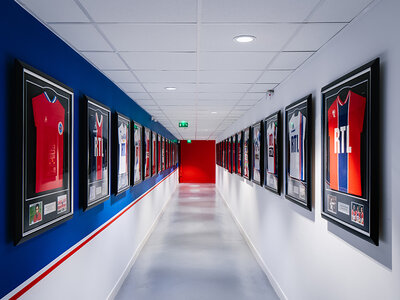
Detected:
left=201, top=0, right=319, bottom=22
left=135, top=71, right=196, bottom=83
left=199, top=52, right=275, bottom=70
left=155, top=99, right=197, bottom=106
left=269, top=52, right=314, bottom=70
left=18, top=0, right=89, bottom=22
left=118, top=83, right=146, bottom=93
left=127, top=92, right=152, bottom=100
left=257, top=70, right=292, bottom=83
left=285, top=23, right=347, bottom=51
left=242, top=93, right=265, bottom=100
left=80, top=0, right=197, bottom=22
left=198, top=100, right=238, bottom=106
left=198, top=93, right=244, bottom=100
left=82, top=52, right=127, bottom=70
left=199, top=70, right=262, bottom=83
left=200, top=24, right=299, bottom=52
left=308, top=0, right=373, bottom=22
left=50, top=24, right=112, bottom=51
left=197, top=83, right=251, bottom=93
left=103, top=70, right=137, bottom=83
left=121, top=52, right=197, bottom=71
left=151, top=92, right=198, bottom=100
left=99, top=24, right=197, bottom=51
left=249, top=83, right=277, bottom=93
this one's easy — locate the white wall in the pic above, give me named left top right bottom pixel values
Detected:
left=217, top=0, right=400, bottom=299
left=5, top=171, right=178, bottom=300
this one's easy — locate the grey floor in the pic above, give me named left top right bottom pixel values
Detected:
left=115, top=183, right=278, bottom=300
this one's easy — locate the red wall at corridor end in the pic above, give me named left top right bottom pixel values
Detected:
left=179, top=140, right=216, bottom=183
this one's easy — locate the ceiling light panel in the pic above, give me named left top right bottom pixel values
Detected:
left=99, top=24, right=197, bottom=52
left=79, top=0, right=197, bottom=22
left=200, top=24, right=299, bottom=52
left=143, top=83, right=197, bottom=93
left=19, top=0, right=89, bottom=22
left=120, top=52, right=197, bottom=71
left=201, top=0, right=320, bottom=22
left=134, top=70, right=197, bottom=83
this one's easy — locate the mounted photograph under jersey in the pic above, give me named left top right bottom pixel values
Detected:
left=112, top=112, right=130, bottom=195
left=14, top=60, right=74, bottom=244
left=264, top=111, right=282, bottom=195
left=285, top=94, right=312, bottom=210
left=131, top=121, right=142, bottom=185
left=251, top=121, right=263, bottom=186
left=84, top=96, right=110, bottom=210
left=321, top=58, right=380, bottom=245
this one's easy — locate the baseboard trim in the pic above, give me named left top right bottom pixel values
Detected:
left=216, top=186, right=287, bottom=300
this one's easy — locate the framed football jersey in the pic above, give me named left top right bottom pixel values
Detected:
left=232, top=136, right=236, bottom=173
left=285, top=95, right=312, bottom=210
left=251, top=121, right=263, bottom=186
left=131, top=121, right=143, bottom=185
left=243, top=127, right=251, bottom=180
left=15, top=60, right=74, bottom=244
left=237, top=131, right=243, bottom=176
left=321, top=58, right=379, bottom=245
left=157, top=134, right=161, bottom=173
left=161, top=137, right=165, bottom=171
left=112, top=112, right=130, bottom=195
left=151, top=131, right=157, bottom=176
left=264, top=111, right=281, bottom=195
left=84, top=96, right=111, bottom=210
left=143, top=127, right=151, bottom=179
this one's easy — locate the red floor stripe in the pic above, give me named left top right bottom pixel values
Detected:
left=9, top=170, right=177, bottom=300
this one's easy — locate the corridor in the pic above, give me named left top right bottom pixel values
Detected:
left=116, top=184, right=278, bottom=300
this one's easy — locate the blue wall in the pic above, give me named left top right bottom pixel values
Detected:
left=0, top=1, right=176, bottom=297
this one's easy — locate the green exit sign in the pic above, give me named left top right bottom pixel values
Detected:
left=187, top=140, right=192, bottom=143
left=179, top=121, right=188, bottom=128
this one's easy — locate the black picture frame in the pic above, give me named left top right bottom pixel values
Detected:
left=264, top=111, right=282, bottom=195
left=151, top=131, right=157, bottom=176
left=131, top=121, right=143, bottom=185
left=14, top=60, right=74, bottom=244
left=251, top=121, right=264, bottom=186
left=243, top=127, right=251, bottom=180
left=157, top=134, right=161, bottom=173
left=161, top=136, right=165, bottom=171
left=84, top=96, right=111, bottom=210
left=232, top=136, right=236, bottom=174
left=237, top=131, right=243, bottom=176
left=143, top=127, right=151, bottom=179
left=228, top=137, right=232, bottom=173
left=285, top=94, right=312, bottom=210
left=112, top=112, right=131, bottom=195
left=321, top=58, right=379, bottom=245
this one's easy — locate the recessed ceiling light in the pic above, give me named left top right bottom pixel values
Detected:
left=211, top=111, right=217, bottom=114
left=165, top=87, right=177, bottom=91
left=233, top=35, right=256, bottom=43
